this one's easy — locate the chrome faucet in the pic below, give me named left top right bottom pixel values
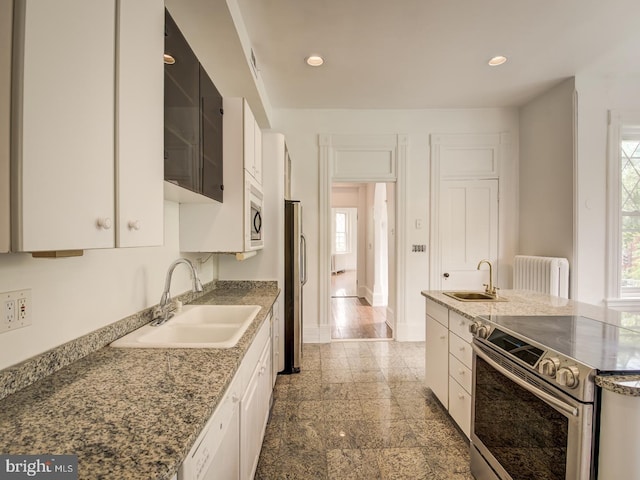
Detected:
left=477, top=259, right=498, bottom=297
left=151, top=258, right=204, bottom=326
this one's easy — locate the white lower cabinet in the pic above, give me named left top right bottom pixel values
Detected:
left=241, top=338, right=271, bottom=480
left=425, top=314, right=449, bottom=409
left=271, top=300, right=280, bottom=388
left=424, top=298, right=473, bottom=437
left=179, top=314, right=272, bottom=480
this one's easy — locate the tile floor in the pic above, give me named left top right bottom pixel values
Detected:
left=255, top=341, right=473, bottom=479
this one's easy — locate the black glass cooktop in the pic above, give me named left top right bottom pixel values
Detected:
left=478, top=315, right=640, bottom=373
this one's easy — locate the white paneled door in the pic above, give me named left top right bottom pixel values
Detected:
left=439, top=179, right=499, bottom=290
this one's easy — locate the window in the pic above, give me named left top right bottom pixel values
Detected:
left=332, top=208, right=354, bottom=255
left=621, top=136, right=640, bottom=294
left=334, top=211, right=348, bottom=253
left=607, top=112, right=640, bottom=304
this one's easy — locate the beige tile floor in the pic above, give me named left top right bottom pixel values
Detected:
left=255, top=341, right=473, bottom=479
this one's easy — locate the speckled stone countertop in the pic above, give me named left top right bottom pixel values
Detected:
left=422, top=289, right=640, bottom=396
left=595, top=375, right=640, bottom=396
left=421, top=289, right=614, bottom=322
left=0, top=281, right=280, bottom=480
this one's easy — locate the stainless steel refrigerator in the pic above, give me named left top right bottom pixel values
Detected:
left=282, top=200, right=306, bottom=374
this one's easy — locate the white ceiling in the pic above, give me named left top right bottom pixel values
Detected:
left=235, top=0, right=640, bottom=110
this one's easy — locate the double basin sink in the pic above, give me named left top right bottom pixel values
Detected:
left=110, top=304, right=261, bottom=349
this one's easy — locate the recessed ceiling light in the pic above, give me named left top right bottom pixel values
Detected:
left=488, top=55, right=507, bottom=67
left=305, top=55, right=324, bottom=67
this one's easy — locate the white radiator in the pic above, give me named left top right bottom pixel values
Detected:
left=513, top=255, right=569, bottom=298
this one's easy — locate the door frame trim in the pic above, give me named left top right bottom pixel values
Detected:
left=319, top=134, right=408, bottom=342
left=429, top=133, right=507, bottom=289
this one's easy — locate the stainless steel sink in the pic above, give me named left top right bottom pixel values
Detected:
left=443, top=291, right=508, bottom=302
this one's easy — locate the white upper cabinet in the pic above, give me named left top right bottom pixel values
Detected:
left=13, top=0, right=116, bottom=252
left=179, top=97, right=264, bottom=254
left=236, top=98, right=262, bottom=185
left=0, top=0, right=11, bottom=253
left=116, top=0, right=164, bottom=247
left=11, top=0, right=164, bottom=252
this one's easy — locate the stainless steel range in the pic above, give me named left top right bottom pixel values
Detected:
left=468, top=315, right=640, bottom=480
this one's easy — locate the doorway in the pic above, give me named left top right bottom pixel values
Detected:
left=330, top=182, right=393, bottom=340
left=331, top=207, right=358, bottom=297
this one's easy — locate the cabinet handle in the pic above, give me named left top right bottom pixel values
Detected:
left=439, top=335, right=446, bottom=340
left=459, top=369, right=465, bottom=375
left=232, top=394, right=240, bottom=403
left=128, top=220, right=140, bottom=230
left=96, top=217, right=112, bottom=230
left=459, top=346, right=466, bottom=352
left=458, top=393, right=465, bottom=400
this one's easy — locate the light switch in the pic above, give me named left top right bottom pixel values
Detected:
left=415, top=219, right=423, bottom=229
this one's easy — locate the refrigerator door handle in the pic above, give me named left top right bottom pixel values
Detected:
left=301, top=234, right=308, bottom=285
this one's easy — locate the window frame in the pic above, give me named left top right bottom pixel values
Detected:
left=607, top=111, right=640, bottom=305
left=332, top=208, right=351, bottom=255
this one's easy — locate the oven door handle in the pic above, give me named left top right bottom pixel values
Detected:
left=472, top=343, right=579, bottom=417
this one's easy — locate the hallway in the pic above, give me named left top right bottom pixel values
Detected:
left=331, top=297, right=392, bottom=340
left=255, top=340, right=472, bottom=479
left=331, top=270, right=392, bottom=340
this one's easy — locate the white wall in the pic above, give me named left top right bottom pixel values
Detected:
left=574, top=74, right=640, bottom=304
left=272, top=108, right=519, bottom=341
left=0, top=201, right=217, bottom=370
left=519, top=78, right=575, bottom=275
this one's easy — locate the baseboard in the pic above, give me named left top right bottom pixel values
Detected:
left=395, top=321, right=426, bottom=341
left=303, top=324, right=331, bottom=343
left=385, top=307, right=395, bottom=332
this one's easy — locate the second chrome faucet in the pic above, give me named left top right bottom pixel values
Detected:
left=151, top=258, right=203, bottom=326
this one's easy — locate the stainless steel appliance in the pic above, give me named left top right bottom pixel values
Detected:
left=469, top=315, right=640, bottom=480
left=247, top=176, right=263, bottom=249
left=283, top=200, right=306, bottom=374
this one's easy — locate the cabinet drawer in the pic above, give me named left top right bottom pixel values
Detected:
left=426, top=298, right=449, bottom=327
left=449, top=354, right=472, bottom=394
left=449, top=311, right=473, bottom=343
left=449, top=376, right=471, bottom=438
left=449, top=332, right=472, bottom=368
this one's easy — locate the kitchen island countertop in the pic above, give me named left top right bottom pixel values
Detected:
left=0, top=281, right=279, bottom=480
left=422, top=289, right=640, bottom=396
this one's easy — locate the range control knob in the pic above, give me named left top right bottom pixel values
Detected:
left=476, top=325, right=490, bottom=339
left=556, top=366, right=580, bottom=389
left=468, top=322, right=479, bottom=335
left=538, top=357, right=560, bottom=377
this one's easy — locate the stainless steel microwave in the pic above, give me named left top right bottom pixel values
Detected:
left=245, top=175, right=263, bottom=251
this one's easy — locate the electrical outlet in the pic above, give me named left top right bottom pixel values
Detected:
left=4, top=300, right=15, bottom=324
left=1, top=289, right=32, bottom=333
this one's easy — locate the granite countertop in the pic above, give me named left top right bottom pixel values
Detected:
left=422, top=289, right=640, bottom=396
left=0, top=281, right=280, bottom=480
left=596, top=375, right=640, bottom=397
left=422, top=289, right=611, bottom=322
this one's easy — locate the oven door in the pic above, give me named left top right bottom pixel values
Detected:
left=471, top=341, right=594, bottom=480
